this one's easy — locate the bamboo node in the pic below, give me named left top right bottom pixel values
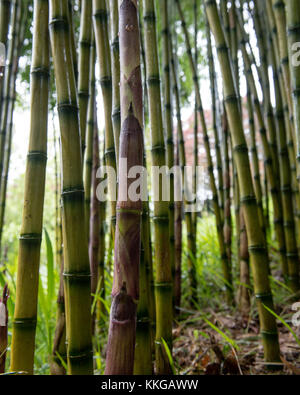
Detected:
left=248, top=244, right=266, bottom=254
left=13, top=317, right=37, bottom=329
left=255, top=293, right=273, bottom=301
left=63, top=272, right=91, bottom=282
left=27, top=151, right=47, bottom=163
left=233, top=144, right=248, bottom=153
left=240, top=195, right=256, bottom=205
left=154, top=282, right=173, bottom=289
left=19, top=233, right=42, bottom=243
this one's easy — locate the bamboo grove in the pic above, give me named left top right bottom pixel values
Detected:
left=0, top=0, right=299, bottom=375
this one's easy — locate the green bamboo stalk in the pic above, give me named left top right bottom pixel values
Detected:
left=229, top=1, right=238, bottom=79
left=0, top=0, right=11, bottom=44
left=0, top=0, right=11, bottom=109
left=160, top=0, right=175, bottom=303
left=286, top=0, right=300, bottom=195
left=176, top=0, right=233, bottom=305
left=93, top=0, right=117, bottom=232
left=110, top=0, right=121, bottom=163
left=271, top=0, right=295, bottom=143
left=139, top=2, right=155, bottom=341
left=0, top=0, right=17, bottom=193
left=206, top=15, right=224, bottom=221
left=222, top=111, right=232, bottom=280
left=10, top=0, right=49, bottom=374
left=134, top=197, right=153, bottom=374
left=49, top=0, right=93, bottom=374
left=68, top=0, right=78, bottom=84
left=220, top=0, right=230, bottom=45
left=246, top=87, right=265, bottom=233
left=252, top=0, right=281, bottom=189
left=192, top=0, right=199, bottom=235
left=263, top=3, right=298, bottom=239
left=205, top=0, right=281, bottom=363
left=238, top=20, right=288, bottom=279
left=0, top=0, right=24, bottom=250
left=170, top=33, right=198, bottom=309
left=238, top=208, right=250, bottom=315
left=174, top=141, right=182, bottom=311
left=53, top=121, right=61, bottom=270
left=268, top=32, right=300, bottom=292
left=50, top=121, right=66, bottom=375
left=142, top=0, right=173, bottom=374
left=105, top=0, right=143, bottom=375
left=283, top=8, right=300, bottom=249
left=244, top=4, right=300, bottom=278
left=83, top=44, right=95, bottom=240
left=96, top=140, right=107, bottom=330
left=89, top=117, right=100, bottom=311
left=50, top=260, right=67, bottom=375
left=78, top=0, right=92, bottom=154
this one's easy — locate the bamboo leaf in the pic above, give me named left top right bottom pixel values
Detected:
left=262, top=303, right=300, bottom=347
left=161, top=338, right=176, bottom=374
left=203, top=317, right=240, bottom=350
left=44, top=227, right=54, bottom=305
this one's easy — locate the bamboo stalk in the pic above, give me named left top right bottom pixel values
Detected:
left=238, top=209, right=250, bottom=315
left=134, top=195, right=153, bottom=374
left=105, top=0, right=143, bottom=375
left=160, top=0, right=175, bottom=304
left=68, top=0, right=78, bottom=84
left=170, top=33, right=198, bottom=310
left=174, top=141, right=182, bottom=311
left=90, top=117, right=100, bottom=314
left=96, top=139, right=107, bottom=330
left=93, top=0, right=117, bottom=232
left=205, top=0, right=280, bottom=363
left=50, top=260, right=67, bottom=375
left=0, top=0, right=17, bottom=193
left=206, top=15, right=224, bottom=221
left=271, top=0, right=295, bottom=143
left=83, top=44, right=96, bottom=239
left=50, top=121, right=66, bottom=375
left=110, top=0, right=121, bottom=163
left=0, top=0, right=24, bottom=250
left=49, top=0, right=93, bottom=374
left=10, top=0, right=49, bottom=374
left=246, top=86, right=265, bottom=233
left=286, top=0, right=300, bottom=195
left=0, top=0, right=11, bottom=44
left=142, top=0, right=173, bottom=374
left=0, top=0, right=11, bottom=108
left=192, top=0, right=199, bottom=236
left=238, top=20, right=288, bottom=280
left=176, top=0, right=233, bottom=305
left=222, top=111, right=232, bottom=283
left=78, top=0, right=92, bottom=154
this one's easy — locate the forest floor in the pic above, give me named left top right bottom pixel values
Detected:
left=173, top=304, right=300, bottom=375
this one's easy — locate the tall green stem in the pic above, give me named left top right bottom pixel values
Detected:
left=142, top=0, right=173, bottom=374
left=10, top=0, right=49, bottom=374
left=49, top=0, right=93, bottom=374
left=205, top=0, right=280, bottom=363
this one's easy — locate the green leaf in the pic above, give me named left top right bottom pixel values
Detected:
left=44, top=227, right=54, bottom=305
left=203, top=317, right=240, bottom=350
left=262, top=303, right=300, bottom=347
left=55, top=352, right=68, bottom=371
left=161, top=338, right=176, bottom=374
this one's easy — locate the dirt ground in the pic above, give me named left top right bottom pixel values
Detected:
left=174, top=307, right=300, bottom=375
